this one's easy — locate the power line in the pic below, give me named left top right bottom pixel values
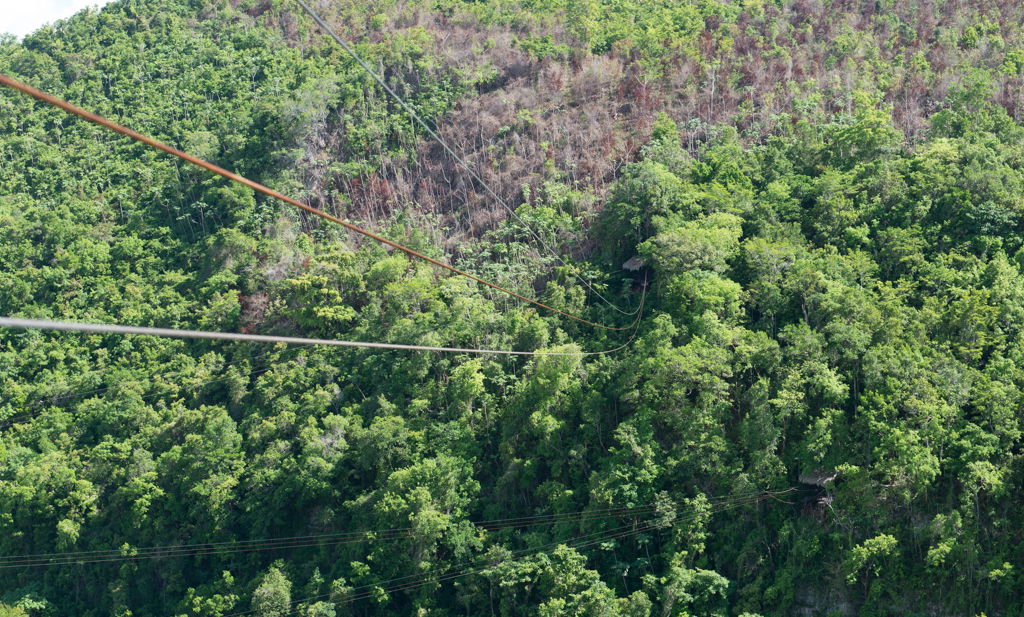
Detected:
left=0, top=73, right=638, bottom=332
left=0, top=503, right=665, bottom=568
left=222, top=491, right=785, bottom=617
left=335, top=510, right=697, bottom=607
left=292, top=0, right=639, bottom=317
left=0, top=490, right=792, bottom=569
left=300, top=514, right=682, bottom=613
left=1, top=501, right=663, bottom=561
left=299, top=494, right=784, bottom=613
left=221, top=513, right=672, bottom=617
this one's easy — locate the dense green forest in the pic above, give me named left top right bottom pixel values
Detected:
left=2, top=0, right=1024, bottom=615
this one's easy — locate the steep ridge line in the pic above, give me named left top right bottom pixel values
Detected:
left=0, top=73, right=638, bottom=331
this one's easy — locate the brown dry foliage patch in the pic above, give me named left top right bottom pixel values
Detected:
left=243, top=0, right=1024, bottom=246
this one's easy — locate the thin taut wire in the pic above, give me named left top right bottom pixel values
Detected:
left=293, top=0, right=639, bottom=316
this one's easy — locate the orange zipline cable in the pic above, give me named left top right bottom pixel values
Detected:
left=0, top=73, right=636, bottom=331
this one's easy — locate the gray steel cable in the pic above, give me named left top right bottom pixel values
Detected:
left=0, top=296, right=644, bottom=356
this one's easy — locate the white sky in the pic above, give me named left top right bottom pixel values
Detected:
left=2, top=0, right=117, bottom=38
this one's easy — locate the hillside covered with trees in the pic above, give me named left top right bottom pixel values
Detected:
left=2, top=0, right=1024, bottom=615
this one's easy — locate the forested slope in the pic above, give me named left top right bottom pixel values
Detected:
left=2, top=1, right=1024, bottom=616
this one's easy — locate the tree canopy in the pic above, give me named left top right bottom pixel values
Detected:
left=3, top=0, right=1024, bottom=616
